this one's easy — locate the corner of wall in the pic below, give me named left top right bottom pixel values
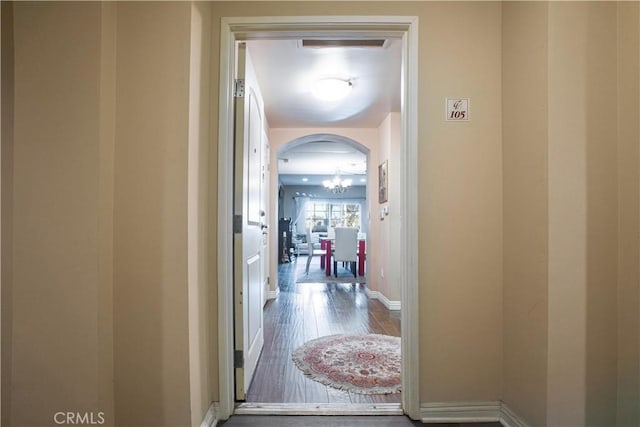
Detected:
left=501, top=2, right=549, bottom=426
left=98, top=1, right=117, bottom=424
left=373, top=113, right=402, bottom=303
left=200, top=402, right=219, bottom=427
left=616, top=2, right=640, bottom=425
left=419, top=401, right=531, bottom=427
left=0, top=2, right=14, bottom=425
left=187, top=2, right=215, bottom=425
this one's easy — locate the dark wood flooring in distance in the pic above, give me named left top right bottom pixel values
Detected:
left=244, top=256, right=401, bottom=404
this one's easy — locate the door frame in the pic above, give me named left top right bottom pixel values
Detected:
left=217, top=15, right=420, bottom=420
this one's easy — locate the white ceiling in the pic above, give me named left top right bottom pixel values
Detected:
left=248, top=38, right=401, bottom=128
left=247, top=38, right=401, bottom=186
left=277, top=140, right=367, bottom=186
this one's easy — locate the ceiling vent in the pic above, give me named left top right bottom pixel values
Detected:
left=301, top=39, right=387, bottom=49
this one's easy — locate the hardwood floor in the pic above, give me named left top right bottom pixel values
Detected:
left=245, top=257, right=401, bottom=404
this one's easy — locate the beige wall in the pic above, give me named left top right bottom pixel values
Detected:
left=418, top=2, right=504, bottom=401
left=617, top=2, right=640, bottom=426
left=1, top=2, right=14, bottom=425
left=582, top=4, right=619, bottom=425
left=6, top=2, right=507, bottom=422
left=187, top=3, right=214, bottom=426
left=98, top=4, right=116, bottom=427
left=225, top=1, right=504, bottom=404
left=6, top=4, right=217, bottom=426
left=10, top=3, right=115, bottom=426
left=546, top=4, right=589, bottom=424
left=366, top=127, right=381, bottom=297
left=377, top=114, right=392, bottom=299
left=502, top=3, right=549, bottom=425
left=113, top=3, right=193, bottom=426
left=503, top=3, right=631, bottom=426
left=5, top=2, right=640, bottom=426
left=547, top=3, right=620, bottom=425
left=377, top=113, right=402, bottom=302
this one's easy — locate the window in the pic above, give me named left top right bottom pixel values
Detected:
left=306, top=201, right=361, bottom=231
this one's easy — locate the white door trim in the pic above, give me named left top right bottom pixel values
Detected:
left=217, top=15, right=419, bottom=420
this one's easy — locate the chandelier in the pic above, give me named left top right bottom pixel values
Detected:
left=323, top=173, right=352, bottom=194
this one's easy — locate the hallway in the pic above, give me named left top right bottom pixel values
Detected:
left=5, top=3, right=640, bottom=426
left=245, top=258, right=401, bottom=404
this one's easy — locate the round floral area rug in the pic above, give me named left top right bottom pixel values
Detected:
left=291, top=334, right=401, bottom=395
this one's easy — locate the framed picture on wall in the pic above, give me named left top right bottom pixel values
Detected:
left=378, top=160, right=388, bottom=203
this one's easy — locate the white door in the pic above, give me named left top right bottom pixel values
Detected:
left=233, top=42, right=265, bottom=400
left=261, top=133, right=270, bottom=306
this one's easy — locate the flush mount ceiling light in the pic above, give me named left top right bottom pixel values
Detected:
left=311, top=78, right=352, bottom=102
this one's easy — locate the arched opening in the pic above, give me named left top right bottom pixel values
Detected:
left=273, top=133, right=372, bottom=284
left=248, top=125, right=403, bottom=405
left=277, top=133, right=370, bottom=154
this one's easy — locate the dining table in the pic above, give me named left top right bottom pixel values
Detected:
left=319, top=238, right=366, bottom=276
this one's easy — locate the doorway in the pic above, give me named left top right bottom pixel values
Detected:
left=217, top=15, right=419, bottom=420
left=243, top=134, right=385, bottom=405
left=275, top=133, right=371, bottom=286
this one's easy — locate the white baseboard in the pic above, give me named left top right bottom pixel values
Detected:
left=366, top=289, right=401, bottom=311
left=420, top=401, right=530, bottom=426
left=200, top=403, right=218, bottom=427
left=421, top=401, right=501, bottom=423
left=207, top=400, right=527, bottom=426
left=267, top=287, right=279, bottom=300
left=499, top=403, right=530, bottom=427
